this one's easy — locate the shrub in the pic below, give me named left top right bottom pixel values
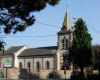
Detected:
left=47, top=71, right=61, bottom=79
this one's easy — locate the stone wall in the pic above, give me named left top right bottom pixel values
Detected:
left=3, top=68, right=72, bottom=79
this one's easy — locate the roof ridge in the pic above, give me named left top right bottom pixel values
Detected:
left=24, top=46, right=57, bottom=50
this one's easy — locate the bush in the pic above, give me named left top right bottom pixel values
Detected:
left=87, top=74, right=100, bottom=80
left=47, top=71, right=61, bottom=79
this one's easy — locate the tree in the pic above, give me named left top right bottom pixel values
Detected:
left=93, top=45, right=100, bottom=74
left=0, top=38, right=6, bottom=67
left=0, top=38, right=6, bottom=54
left=72, top=18, right=94, bottom=75
left=0, top=0, right=60, bottom=53
left=0, top=0, right=60, bottom=34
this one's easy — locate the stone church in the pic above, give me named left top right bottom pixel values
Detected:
left=1, top=11, right=73, bottom=70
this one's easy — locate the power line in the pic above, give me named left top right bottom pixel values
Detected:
left=86, top=24, right=100, bottom=33
left=4, top=35, right=57, bottom=37
left=35, top=22, right=61, bottom=28
left=0, top=22, right=100, bottom=38
left=36, top=21, right=100, bottom=34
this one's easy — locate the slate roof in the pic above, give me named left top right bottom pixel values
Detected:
left=18, top=46, right=57, bottom=57
left=6, top=46, right=24, bottom=55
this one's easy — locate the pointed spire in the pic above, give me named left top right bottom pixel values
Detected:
left=61, top=11, right=72, bottom=31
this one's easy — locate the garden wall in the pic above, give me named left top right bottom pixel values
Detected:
left=3, top=68, right=72, bottom=79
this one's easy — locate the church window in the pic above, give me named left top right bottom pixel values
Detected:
left=46, top=61, right=50, bottom=69
left=62, top=40, right=64, bottom=49
left=66, top=40, right=68, bottom=48
left=19, top=62, right=22, bottom=69
left=27, top=62, right=30, bottom=69
left=62, top=37, right=68, bottom=49
left=37, top=62, right=40, bottom=69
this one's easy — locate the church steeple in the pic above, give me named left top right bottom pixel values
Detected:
left=57, top=11, right=73, bottom=49
left=61, top=11, right=72, bottom=31
left=57, top=6, right=73, bottom=70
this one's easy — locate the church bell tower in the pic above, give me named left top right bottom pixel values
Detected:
left=57, top=11, right=73, bottom=49
left=57, top=11, right=73, bottom=70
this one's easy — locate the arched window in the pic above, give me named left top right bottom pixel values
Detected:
left=66, top=40, right=68, bottom=48
left=19, top=62, right=22, bottom=69
left=27, top=62, right=30, bottom=69
left=37, top=62, right=39, bottom=69
left=46, top=61, right=50, bottom=69
left=61, top=37, right=68, bottom=49
left=62, top=40, right=64, bottom=49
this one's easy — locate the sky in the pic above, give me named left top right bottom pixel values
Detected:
left=2, top=0, right=100, bottom=50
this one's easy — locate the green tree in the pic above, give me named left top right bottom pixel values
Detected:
left=93, top=45, right=100, bottom=74
left=0, top=0, right=60, bottom=53
left=0, top=38, right=6, bottom=66
left=0, top=0, right=60, bottom=34
left=72, top=18, right=94, bottom=76
left=0, top=38, right=6, bottom=54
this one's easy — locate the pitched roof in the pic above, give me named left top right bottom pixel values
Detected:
left=18, top=46, right=57, bottom=57
left=61, top=11, right=72, bottom=31
left=6, top=46, right=24, bottom=55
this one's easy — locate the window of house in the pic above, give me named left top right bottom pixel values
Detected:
left=19, top=62, right=22, bottom=69
left=27, top=62, right=30, bottom=69
left=87, top=67, right=89, bottom=71
left=37, top=62, right=39, bottom=69
left=47, top=61, right=49, bottom=69
left=87, top=67, right=93, bottom=71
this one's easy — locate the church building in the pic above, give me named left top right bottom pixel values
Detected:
left=1, top=11, right=73, bottom=70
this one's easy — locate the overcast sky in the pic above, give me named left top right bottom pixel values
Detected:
left=3, top=0, right=100, bottom=49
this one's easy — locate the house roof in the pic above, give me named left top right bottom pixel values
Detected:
left=18, top=46, right=57, bottom=57
left=6, top=46, right=25, bottom=55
